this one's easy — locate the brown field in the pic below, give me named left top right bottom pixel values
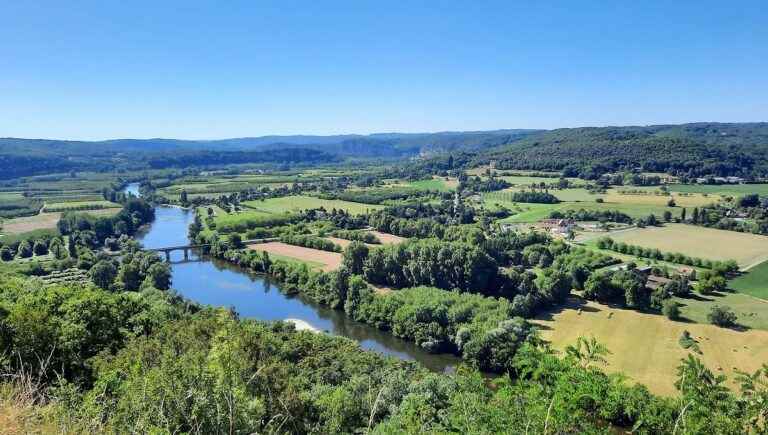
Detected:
left=608, top=223, right=768, bottom=269
left=368, top=231, right=407, bottom=245
left=247, top=241, right=342, bottom=271
left=536, top=298, right=768, bottom=396
left=1, top=209, right=119, bottom=235
left=325, top=236, right=353, bottom=248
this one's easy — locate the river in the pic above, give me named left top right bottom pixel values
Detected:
left=125, top=183, right=458, bottom=372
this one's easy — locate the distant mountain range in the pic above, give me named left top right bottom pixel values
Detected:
left=1, top=123, right=767, bottom=179
left=0, top=129, right=540, bottom=159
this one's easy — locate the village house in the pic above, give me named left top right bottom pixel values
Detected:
left=536, top=218, right=574, bottom=235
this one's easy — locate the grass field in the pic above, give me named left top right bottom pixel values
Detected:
left=536, top=297, right=768, bottom=396
left=45, top=200, right=121, bottom=211
left=608, top=224, right=768, bottom=268
left=242, top=195, right=384, bottom=215
left=729, top=260, right=768, bottom=300
left=406, top=177, right=456, bottom=191
left=675, top=291, right=768, bottom=331
left=668, top=183, right=768, bottom=197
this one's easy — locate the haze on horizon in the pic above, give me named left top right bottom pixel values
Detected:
left=1, top=1, right=766, bottom=141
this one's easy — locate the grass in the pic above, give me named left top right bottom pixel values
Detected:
left=406, top=177, right=455, bottom=192
left=579, top=242, right=708, bottom=273
left=667, top=183, right=768, bottom=197
left=45, top=200, right=121, bottom=210
left=608, top=224, right=768, bottom=268
left=536, top=297, right=768, bottom=396
left=242, top=195, right=384, bottom=215
left=675, top=291, right=768, bottom=331
left=729, top=260, right=768, bottom=300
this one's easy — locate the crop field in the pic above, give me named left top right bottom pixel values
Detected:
left=607, top=224, right=768, bottom=268
left=1, top=209, right=120, bottom=235
left=604, top=191, right=717, bottom=208
left=536, top=297, right=768, bottom=396
left=247, top=241, right=341, bottom=271
left=498, top=175, right=567, bottom=185
left=242, top=195, right=384, bottom=215
left=729, top=260, right=768, bottom=300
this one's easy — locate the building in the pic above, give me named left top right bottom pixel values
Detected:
left=645, top=275, right=672, bottom=291
left=536, top=219, right=575, bottom=235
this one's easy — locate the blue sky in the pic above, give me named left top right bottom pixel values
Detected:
left=1, top=1, right=766, bottom=140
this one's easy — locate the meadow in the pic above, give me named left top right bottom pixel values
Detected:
left=536, top=297, right=768, bottom=396
left=607, top=224, right=768, bottom=268
left=729, top=260, right=768, bottom=300
left=667, top=183, right=768, bottom=196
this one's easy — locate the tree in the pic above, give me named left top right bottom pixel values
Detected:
left=67, top=235, right=78, bottom=258
left=49, top=238, right=67, bottom=259
left=89, top=260, right=118, bottom=290
left=17, top=240, right=33, bottom=258
left=180, top=189, right=189, bottom=205
left=565, top=336, right=610, bottom=368
left=662, top=300, right=681, bottom=320
left=229, top=233, right=243, bottom=249
left=696, top=275, right=726, bottom=295
left=32, top=240, right=48, bottom=256
left=145, top=262, right=172, bottom=290
left=681, top=208, right=687, bottom=221
left=0, top=246, right=13, bottom=261
left=708, top=305, right=737, bottom=327
left=692, top=207, right=700, bottom=224
left=342, top=242, right=369, bottom=275
left=667, top=198, right=676, bottom=207
left=663, top=210, right=672, bottom=222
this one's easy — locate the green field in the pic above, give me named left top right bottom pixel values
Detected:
left=675, top=291, right=768, bottom=331
left=668, top=183, right=768, bottom=196
left=406, top=178, right=455, bottom=191
left=242, top=195, right=384, bottom=215
left=608, top=224, right=768, bottom=268
left=45, top=200, right=121, bottom=211
left=730, top=260, right=768, bottom=300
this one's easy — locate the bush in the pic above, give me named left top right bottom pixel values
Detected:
left=707, top=305, right=737, bottom=328
left=662, top=299, right=680, bottom=320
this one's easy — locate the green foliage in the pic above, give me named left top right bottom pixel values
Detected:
left=279, top=233, right=342, bottom=252
left=663, top=299, right=681, bottom=320
left=707, top=305, right=738, bottom=328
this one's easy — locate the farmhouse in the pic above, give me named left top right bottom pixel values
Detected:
left=536, top=218, right=574, bottom=235
left=645, top=274, right=672, bottom=291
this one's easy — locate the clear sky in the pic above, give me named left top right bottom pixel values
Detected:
left=1, top=1, right=766, bottom=140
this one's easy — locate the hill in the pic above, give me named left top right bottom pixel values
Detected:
left=477, top=122, right=768, bottom=178
left=0, top=130, right=538, bottom=178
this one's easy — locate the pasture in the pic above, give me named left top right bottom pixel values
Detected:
left=668, top=183, right=768, bottom=197
left=607, top=224, right=768, bottom=268
left=729, top=260, right=768, bottom=300
left=536, top=297, right=768, bottom=396
left=242, top=195, right=384, bottom=215
left=675, top=291, right=768, bottom=331
left=406, top=177, right=456, bottom=191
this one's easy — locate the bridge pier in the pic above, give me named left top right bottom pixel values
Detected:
left=183, top=248, right=189, bottom=260
left=164, top=250, right=171, bottom=262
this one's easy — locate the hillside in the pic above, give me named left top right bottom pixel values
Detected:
left=0, top=130, right=537, bottom=178
left=477, top=122, right=768, bottom=178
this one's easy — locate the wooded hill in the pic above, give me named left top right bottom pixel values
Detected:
left=476, top=122, right=768, bottom=178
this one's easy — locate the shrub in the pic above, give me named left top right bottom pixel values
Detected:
left=707, top=305, right=737, bottom=328
left=662, top=300, right=680, bottom=320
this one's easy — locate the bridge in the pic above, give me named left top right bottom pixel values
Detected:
left=147, top=238, right=278, bottom=261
